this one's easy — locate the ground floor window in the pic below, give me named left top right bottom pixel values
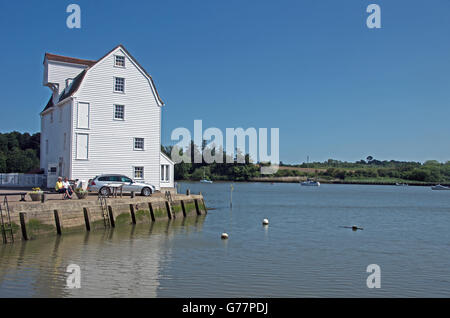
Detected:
left=134, top=166, right=144, bottom=179
left=161, top=165, right=170, bottom=182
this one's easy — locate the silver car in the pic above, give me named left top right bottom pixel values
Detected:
left=88, top=174, right=156, bottom=196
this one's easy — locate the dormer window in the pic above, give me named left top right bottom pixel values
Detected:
left=115, top=55, right=125, bottom=67
left=114, top=77, right=125, bottom=93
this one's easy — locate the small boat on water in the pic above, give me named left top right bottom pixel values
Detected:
left=200, top=167, right=213, bottom=184
left=431, top=184, right=450, bottom=190
left=395, top=183, right=409, bottom=186
left=301, top=180, right=320, bottom=187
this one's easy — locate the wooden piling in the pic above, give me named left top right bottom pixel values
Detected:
left=194, top=199, right=201, bottom=216
left=129, top=204, right=136, bottom=224
left=181, top=200, right=187, bottom=217
left=202, top=199, right=208, bottom=214
left=19, top=212, right=28, bottom=241
left=83, top=207, right=91, bottom=231
left=165, top=201, right=173, bottom=220
left=54, top=210, right=62, bottom=235
left=148, top=203, right=155, bottom=222
left=108, top=206, right=115, bottom=228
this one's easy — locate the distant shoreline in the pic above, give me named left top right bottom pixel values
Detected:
left=177, top=179, right=448, bottom=187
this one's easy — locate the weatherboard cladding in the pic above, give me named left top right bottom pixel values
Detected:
left=41, top=45, right=165, bottom=188
left=70, top=47, right=162, bottom=188
left=42, top=44, right=164, bottom=113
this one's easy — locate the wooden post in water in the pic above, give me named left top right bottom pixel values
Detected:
left=19, top=212, right=28, bottom=241
left=181, top=200, right=187, bottom=217
left=148, top=203, right=155, bottom=222
left=54, top=210, right=62, bottom=235
left=202, top=199, right=207, bottom=214
left=165, top=201, right=173, bottom=220
left=129, top=204, right=137, bottom=224
left=194, top=199, right=201, bottom=216
left=83, top=207, right=91, bottom=231
left=108, top=206, right=115, bottom=228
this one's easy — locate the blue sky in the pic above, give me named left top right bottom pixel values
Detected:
left=0, top=0, right=449, bottom=164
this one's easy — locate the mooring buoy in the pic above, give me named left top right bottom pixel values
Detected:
left=263, top=219, right=269, bottom=226
left=221, top=233, right=229, bottom=240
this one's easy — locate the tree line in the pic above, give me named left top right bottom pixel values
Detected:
left=0, top=131, right=40, bottom=174
left=162, top=141, right=261, bottom=181
left=165, top=143, right=450, bottom=183
left=276, top=157, right=450, bottom=183
left=2, top=132, right=448, bottom=184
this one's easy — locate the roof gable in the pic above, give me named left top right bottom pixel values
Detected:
left=41, top=45, right=164, bottom=113
left=86, top=44, right=164, bottom=106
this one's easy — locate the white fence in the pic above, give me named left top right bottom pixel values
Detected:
left=0, top=173, right=46, bottom=188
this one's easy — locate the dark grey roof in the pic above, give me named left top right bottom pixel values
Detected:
left=42, top=70, right=86, bottom=112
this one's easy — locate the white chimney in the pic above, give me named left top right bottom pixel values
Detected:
left=49, top=83, right=59, bottom=105
left=65, top=78, right=74, bottom=93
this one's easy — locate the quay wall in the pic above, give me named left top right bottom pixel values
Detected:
left=2, top=194, right=207, bottom=242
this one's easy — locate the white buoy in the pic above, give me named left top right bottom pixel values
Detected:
left=221, top=233, right=229, bottom=239
left=263, top=219, right=269, bottom=226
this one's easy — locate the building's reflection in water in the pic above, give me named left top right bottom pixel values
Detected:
left=0, top=216, right=206, bottom=297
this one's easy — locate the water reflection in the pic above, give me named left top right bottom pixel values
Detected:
left=2, top=182, right=450, bottom=297
left=0, top=216, right=206, bottom=298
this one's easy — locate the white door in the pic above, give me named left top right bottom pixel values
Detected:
left=77, top=102, right=90, bottom=129
left=76, top=134, right=89, bottom=160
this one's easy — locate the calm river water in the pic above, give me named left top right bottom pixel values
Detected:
left=1, top=182, right=449, bottom=297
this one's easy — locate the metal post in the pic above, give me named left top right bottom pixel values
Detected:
left=230, top=184, right=234, bottom=208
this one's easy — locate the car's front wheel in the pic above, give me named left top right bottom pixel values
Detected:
left=141, top=187, right=152, bottom=197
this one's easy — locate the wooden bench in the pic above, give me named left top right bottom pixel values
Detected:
left=0, top=192, right=27, bottom=202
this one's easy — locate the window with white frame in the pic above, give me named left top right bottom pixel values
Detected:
left=134, top=166, right=144, bottom=179
left=115, top=55, right=125, bottom=67
left=114, top=104, right=125, bottom=120
left=161, top=165, right=170, bottom=182
left=114, top=77, right=125, bottom=93
left=134, top=138, right=144, bottom=150
left=76, top=134, right=89, bottom=160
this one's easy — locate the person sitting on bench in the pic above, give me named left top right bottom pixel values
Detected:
left=55, top=177, right=71, bottom=199
left=62, top=177, right=74, bottom=199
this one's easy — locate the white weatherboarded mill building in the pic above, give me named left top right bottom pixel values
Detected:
left=40, top=44, right=174, bottom=190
